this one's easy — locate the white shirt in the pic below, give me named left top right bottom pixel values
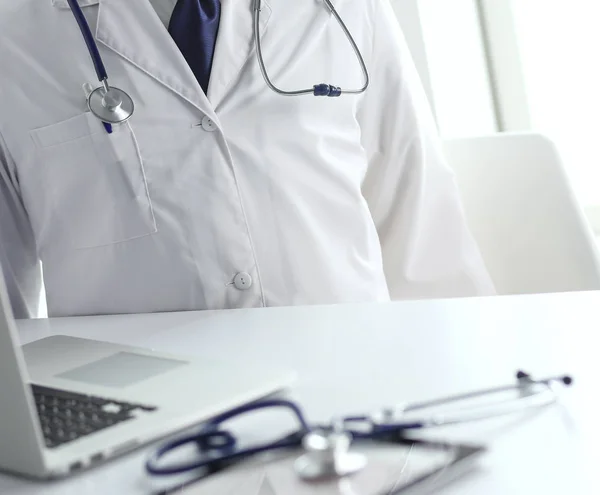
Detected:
left=0, top=0, right=495, bottom=318
left=148, top=0, right=178, bottom=28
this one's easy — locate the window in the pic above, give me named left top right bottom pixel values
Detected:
left=392, top=0, right=497, bottom=137
left=393, top=0, right=600, bottom=230
left=511, top=1, right=600, bottom=211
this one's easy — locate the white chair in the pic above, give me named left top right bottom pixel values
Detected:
left=443, top=132, right=600, bottom=295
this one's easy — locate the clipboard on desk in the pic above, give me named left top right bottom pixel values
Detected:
left=157, top=435, right=485, bottom=495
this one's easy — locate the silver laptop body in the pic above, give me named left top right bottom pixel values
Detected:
left=0, top=267, right=295, bottom=479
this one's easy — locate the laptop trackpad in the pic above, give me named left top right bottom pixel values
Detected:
left=56, top=352, right=187, bottom=388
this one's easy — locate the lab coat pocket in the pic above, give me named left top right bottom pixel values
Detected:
left=29, top=112, right=157, bottom=250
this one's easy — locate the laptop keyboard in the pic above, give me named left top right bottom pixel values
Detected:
left=31, top=384, right=157, bottom=449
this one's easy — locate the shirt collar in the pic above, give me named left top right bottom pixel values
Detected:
left=51, top=0, right=100, bottom=9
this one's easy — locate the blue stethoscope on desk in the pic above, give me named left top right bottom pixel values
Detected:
left=146, top=371, right=573, bottom=481
left=66, top=0, right=369, bottom=130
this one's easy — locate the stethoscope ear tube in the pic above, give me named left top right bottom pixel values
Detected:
left=68, top=0, right=370, bottom=132
left=420, top=385, right=560, bottom=428
left=253, top=0, right=369, bottom=97
left=400, top=372, right=573, bottom=415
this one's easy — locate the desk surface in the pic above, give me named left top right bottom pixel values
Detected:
left=3, top=292, right=599, bottom=494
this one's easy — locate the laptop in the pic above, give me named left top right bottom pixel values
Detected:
left=0, top=268, right=296, bottom=480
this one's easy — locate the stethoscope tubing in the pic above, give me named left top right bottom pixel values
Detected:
left=67, top=0, right=369, bottom=109
left=145, top=373, right=572, bottom=476
left=399, top=373, right=572, bottom=414
left=252, top=0, right=369, bottom=96
left=146, top=399, right=309, bottom=475
left=66, top=0, right=108, bottom=82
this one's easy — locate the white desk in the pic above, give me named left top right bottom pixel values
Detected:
left=2, top=292, right=599, bottom=494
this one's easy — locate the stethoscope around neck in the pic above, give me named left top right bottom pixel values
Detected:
left=65, top=0, right=370, bottom=127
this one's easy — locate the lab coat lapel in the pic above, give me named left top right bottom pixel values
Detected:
left=94, top=0, right=212, bottom=115
left=207, top=0, right=272, bottom=109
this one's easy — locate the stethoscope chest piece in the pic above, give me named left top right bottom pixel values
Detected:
left=294, top=430, right=367, bottom=481
left=87, top=85, right=134, bottom=124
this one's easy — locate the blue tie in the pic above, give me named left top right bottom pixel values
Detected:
left=168, top=0, right=221, bottom=95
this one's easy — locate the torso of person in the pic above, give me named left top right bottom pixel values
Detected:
left=0, top=0, right=393, bottom=316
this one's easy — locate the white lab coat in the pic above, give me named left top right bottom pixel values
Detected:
left=0, top=0, right=495, bottom=318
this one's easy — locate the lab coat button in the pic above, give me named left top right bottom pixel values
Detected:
left=233, top=272, right=253, bottom=290
left=201, top=116, right=216, bottom=132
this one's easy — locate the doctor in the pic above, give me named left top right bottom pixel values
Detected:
left=0, top=0, right=494, bottom=319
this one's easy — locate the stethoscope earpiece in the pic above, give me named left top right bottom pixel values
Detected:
left=517, top=370, right=574, bottom=387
